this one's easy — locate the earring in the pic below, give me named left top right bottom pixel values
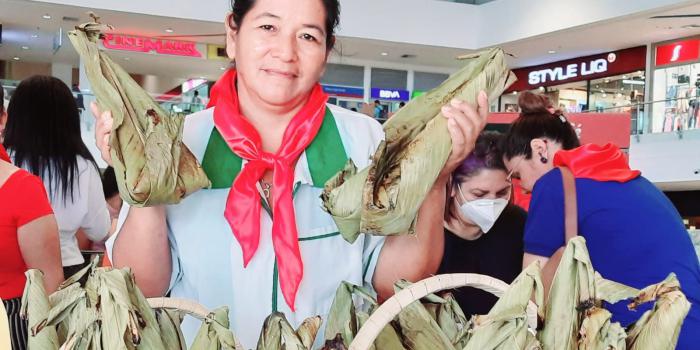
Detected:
left=540, top=155, right=548, bottom=163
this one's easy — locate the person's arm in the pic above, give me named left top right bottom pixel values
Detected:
left=373, top=93, right=489, bottom=300
left=520, top=170, right=566, bottom=295
left=19, top=214, right=64, bottom=294
left=79, top=165, right=111, bottom=243
left=92, top=102, right=172, bottom=297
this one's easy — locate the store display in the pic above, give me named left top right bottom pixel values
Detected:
left=68, top=18, right=211, bottom=207
left=322, top=48, right=516, bottom=242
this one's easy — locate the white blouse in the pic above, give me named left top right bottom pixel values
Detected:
left=32, top=156, right=111, bottom=266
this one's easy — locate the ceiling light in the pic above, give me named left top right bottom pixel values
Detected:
left=21, top=46, right=29, bottom=50
left=616, top=93, right=623, bottom=98
left=621, top=87, right=625, bottom=91
left=538, top=86, right=545, bottom=91
left=13, top=57, right=20, bottom=61
left=548, top=50, right=556, bottom=54
left=31, top=34, right=39, bottom=38
left=512, top=91, right=518, bottom=95
left=623, top=79, right=645, bottom=85
left=165, top=28, right=174, bottom=33
left=622, top=75, right=628, bottom=79
left=42, top=14, right=52, bottom=19
left=602, top=93, right=607, bottom=98
left=380, top=52, right=388, bottom=56
left=604, top=79, right=610, bottom=83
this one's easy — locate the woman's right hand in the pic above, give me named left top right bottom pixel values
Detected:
left=90, top=102, right=114, bottom=166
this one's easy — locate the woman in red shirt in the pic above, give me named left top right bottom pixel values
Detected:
left=0, top=88, right=63, bottom=350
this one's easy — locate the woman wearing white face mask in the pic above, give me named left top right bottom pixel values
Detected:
left=438, top=131, right=527, bottom=316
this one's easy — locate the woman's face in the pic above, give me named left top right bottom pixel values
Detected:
left=453, top=169, right=511, bottom=205
left=503, top=139, right=560, bottom=192
left=226, top=0, right=329, bottom=107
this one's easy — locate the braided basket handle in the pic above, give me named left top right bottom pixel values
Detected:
left=349, top=274, right=538, bottom=350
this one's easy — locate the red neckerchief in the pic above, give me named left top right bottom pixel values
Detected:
left=210, top=69, right=328, bottom=310
left=553, top=143, right=640, bottom=182
left=0, top=144, right=10, bottom=163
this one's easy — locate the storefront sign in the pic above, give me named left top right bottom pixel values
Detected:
left=102, top=34, right=202, bottom=58
left=528, top=58, right=609, bottom=85
left=507, top=46, right=647, bottom=92
left=655, top=39, right=700, bottom=66
left=322, top=85, right=364, bottom=98
left=207, top=44, right=229, bottom=61
left=371, top=88, right=409, bottom=101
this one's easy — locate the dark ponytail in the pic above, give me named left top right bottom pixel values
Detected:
left=502, top=91, right=580, bottom=160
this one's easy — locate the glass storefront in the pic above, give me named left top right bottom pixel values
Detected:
left=649, top=37, right=700, bottom=134
left=652, top=63, right=700, bottom=133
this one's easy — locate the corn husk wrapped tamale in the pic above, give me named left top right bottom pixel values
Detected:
left=539, top=237, right=638, bottom=350
left=324, top=282, right=379, bottom=347
left=625, top=274, right=690, bottom=350
left=392, top=281, right=455, bottom=350
left=256, top=312, right=321, bottom=350
left=462, top=262, right=543, bottom=350
left=578, top=307, right=627, bottom=350
left=20, top=270, right=59, bottom=350
left=155, top=309, right=187, bottom=350
left=322, top=48, right=515, bottom=243
left=190, top=306, right=240, bottom=350
left=67, top=18, right=210, bottom=207
left=432, top=293, right=469, bottom=349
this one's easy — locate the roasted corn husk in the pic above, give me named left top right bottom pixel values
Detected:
left=625, top=274, right=690, bottom=350
left=68, top=19, right=210, bottom=207
left=322, top=48, right=515, bottom=243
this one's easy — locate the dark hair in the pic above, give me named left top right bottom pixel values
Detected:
left=0, top=86, right=4, bottom=114
left=230, top=0, right=340, bottom=50
left=4, top=75, right=98, bottom=202
left=374, top=100, right=380, bottom=104
left=502, top=91, right=580, bottom=160
left=452, top=131, right=506, bottom=188
left=102, top=166, right=119, bottom=199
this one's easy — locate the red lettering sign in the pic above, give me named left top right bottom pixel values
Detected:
left=655, top=39, right=700, bottom=66
left=102, top=34, right=202, bottom=58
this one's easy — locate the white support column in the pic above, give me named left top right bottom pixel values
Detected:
left=363, top=65, right=372, bottom=103
left=407, top=69, right=415, bottom=94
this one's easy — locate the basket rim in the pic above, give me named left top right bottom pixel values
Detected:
left=348, top=273, right=539, bottom=350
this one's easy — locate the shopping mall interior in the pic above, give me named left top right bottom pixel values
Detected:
left=1, top=0, right=700, bottom=348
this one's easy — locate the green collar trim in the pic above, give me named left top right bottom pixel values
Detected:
left=201, top=107, right=347, bottom=189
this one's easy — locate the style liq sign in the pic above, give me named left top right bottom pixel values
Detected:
left=102, top=34, right=202, bottom=58
left=528, top=57, right=611, bottom=85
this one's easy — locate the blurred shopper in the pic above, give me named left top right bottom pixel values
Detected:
left=438, top=131, right=526, bottom=316
left=0, top=86, right=63, bottom=350
left=502, top=91, right=700, bottom=349
left=4, top=76, right=110, bottom=279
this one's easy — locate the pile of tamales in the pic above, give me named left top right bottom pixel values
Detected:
left=320, top=237, right=690, bottom=350
left=21, top=238, right=690, bottom=349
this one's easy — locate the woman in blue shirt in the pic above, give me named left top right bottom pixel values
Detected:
left=502, top=92, right=700, bottom=349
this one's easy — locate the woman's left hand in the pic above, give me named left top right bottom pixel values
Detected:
left=438, top=91, right=490, bottom=180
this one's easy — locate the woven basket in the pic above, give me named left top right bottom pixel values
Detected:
left=349, top=273, right=539, bottom=350
left=147, top=297, right=244, bottom=349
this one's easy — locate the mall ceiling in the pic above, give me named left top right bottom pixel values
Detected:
left=1, top=0, right=700, bottom=81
